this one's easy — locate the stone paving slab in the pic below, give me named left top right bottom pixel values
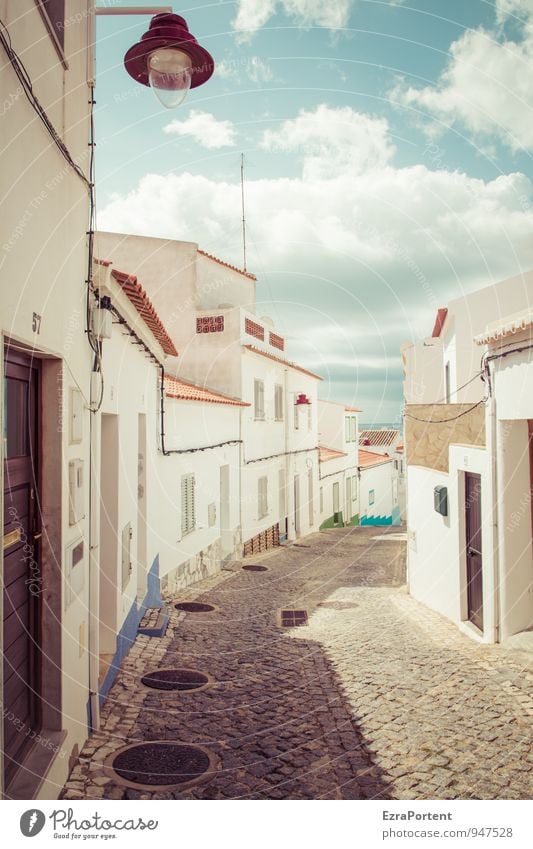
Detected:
left=61, top=527, right=533, bottom=800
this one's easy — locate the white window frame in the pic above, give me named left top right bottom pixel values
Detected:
left=345, top=417, right=351, bottom=442
left=258, top=476, right=268, bottom=519
left=294, top=401, right=299, bottom=430
left=351, top=475, right=357, bottom=501
left=181, top=473, right=196, bottom=535
left=350, top=416, right=357, bottom=442
left=254, top=379, right=265, bottom=420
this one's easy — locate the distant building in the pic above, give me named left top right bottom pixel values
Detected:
left=358, top=450, right=399, bottom=525
left=359, top=429, right=405, bottom=520
left=318, top=401, right=360, bottom=528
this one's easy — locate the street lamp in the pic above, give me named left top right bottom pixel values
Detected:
left=95, top=7, right=215, bottom=108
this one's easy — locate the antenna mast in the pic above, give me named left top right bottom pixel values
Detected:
left=241, top=152, right=247, bottom=272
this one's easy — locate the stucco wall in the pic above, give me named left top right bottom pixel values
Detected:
left=405, top=404, right=486, bottom=472
left=360, top=461, right=396, bottom=525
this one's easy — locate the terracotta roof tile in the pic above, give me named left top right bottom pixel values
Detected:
left=345, top=405, right=362, bottom=412
left=165, top=377, right=249, bottom=407
left=319, top=445, right=348, bottom=463
left=359, top=430, right=400, bottom=447
left=358, top=449, right=393, bottom=469
left=108, top=267, right=178, bottom=357
left=198, top=249, right=257, bottom=281
left=243, top=345, right=323, bottom=380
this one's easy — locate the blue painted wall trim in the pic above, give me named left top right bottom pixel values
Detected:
left=99, top=553, right=163, bottom=706
left=361, top=514, right=393, bottom=526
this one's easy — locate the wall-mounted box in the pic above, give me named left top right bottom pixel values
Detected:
left=70, top=388, right=83, bottom=444
left=65, top=537, right=85, bottom=608
left=69, top=459, right=85, bottom=525
left=434, top=485, right=448, bottom=517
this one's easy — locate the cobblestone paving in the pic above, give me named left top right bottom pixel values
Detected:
left=62, top=527, right=533, bottom=800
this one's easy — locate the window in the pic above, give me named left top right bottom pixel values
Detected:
left=369, top=489, right=375, bottom=507
left=245, top=317, right=265, bottom=341
left=345, top=417, right=351, bottom=442
left=275, top=384, right=284, bottom=420
left=294, top=401, right=299, bottom=430
left=351, top=475, right=357, bottom=501
left=254, top=379, right=265, bottom=420
left=258, top=476, right=268, bottom=518
left=307, top=404, right=312, bottom=430
left=350, top=416, right=357, bottom=442
left=320, top=487, right=324, bottom=513
left=38, top=0, right=65, bottom=51
left=181, top=474, right=196, bottom=535
left=270, top=332, right=284, bottom=351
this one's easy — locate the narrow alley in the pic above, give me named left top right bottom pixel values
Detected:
left=62, top=528, right=533, bottom=801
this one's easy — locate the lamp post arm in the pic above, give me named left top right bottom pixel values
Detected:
left=95, top=7, right=172, bottom=15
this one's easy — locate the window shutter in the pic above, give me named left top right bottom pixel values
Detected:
left=275, top=384, right=283, bottom=420
left=181, top=474, right=195, bottom=534
left=254, top=380, right=264, bottom=419
left=345, top=417, right=351, bottom=442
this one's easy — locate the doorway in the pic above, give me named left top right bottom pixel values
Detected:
left=465, top=472, right=483, bottom=631
left=220, top=464, right=232, bottom=559
left=3, top=348, right=41, bottom=786
left=294, top=474, right=300, bottom=537
left=99, top=414, right=119, bottom=672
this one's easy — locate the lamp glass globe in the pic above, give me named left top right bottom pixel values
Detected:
left=148, top=48, right=193, bottom=108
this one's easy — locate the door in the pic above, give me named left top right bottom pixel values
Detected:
left=345, top=476, right=352, bottom=525
left=333, top=481, right=340, bottom=525
left=3, top=348, right=41, bottom=785
left=465, top=472, right=483, bottom=630
left=220, top=464, right=232, bottom=559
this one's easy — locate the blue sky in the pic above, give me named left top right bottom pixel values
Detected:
left=95, top=0, right=533, bottom=421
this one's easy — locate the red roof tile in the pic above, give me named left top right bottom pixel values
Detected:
left=345, top=405, right=362, bottom=413
left=165, top=377, right=249, bottom=407
left=243, top=345, right=323, bottom=381
left=108, top=267, right=178, bottom=357
left=358, top=449, right=393, bottom=469
left=359, top=429, right=400, bottom=447
left=198, top=249, right=257, bottom=281
left=432, top=307, right=448, bottom=338
left=319, top=445, right=348, bottom=463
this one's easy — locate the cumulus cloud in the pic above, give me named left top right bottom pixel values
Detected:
left=163, top=111, right=236, bottom=149
left=391, top=3, right=533, bottom=152
left=261, top=104, right=395, bottom=179
left=99, top=104, right=533, bottom=411
left=233, top=0, right=353, bottom=38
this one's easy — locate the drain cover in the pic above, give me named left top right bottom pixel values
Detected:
left=106, top=741, right=217, bottom=791
left=175, top=601, right=215, bottom=613
left=242, top=564, right=268, bottom=572
left=141, top=668, right=211, bottom=692
left=280, top=609, right=308, bottom=627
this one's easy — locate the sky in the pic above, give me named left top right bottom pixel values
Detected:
left=95, top=0, right=533, bottom=422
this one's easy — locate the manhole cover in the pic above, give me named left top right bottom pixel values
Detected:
left=105, top=742, right=218, bottom=791
left=175, top=601, right=216, bottom=613
left=280, top=609, right=308, bottom=627
left=141, top=668, right=212, bottom=692
left=242, top=564, right=268, bottom=572
left=317, top=601, right=359, bottom=610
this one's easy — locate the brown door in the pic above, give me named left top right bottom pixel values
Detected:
left=465, top=472, right=483, bottom=631
left=3, top=348, right=41, bottom=785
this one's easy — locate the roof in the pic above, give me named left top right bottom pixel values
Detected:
left=358, top=449, right=393, bottom=469
left=359, top=429, right=400, bottom=447
left=243, top=345, right=323, bottom=381
left=345, top=405, right=362, bottom=413
left=432, top=307, right=448, bottom=338
left=198, top=249, right=257, bottom=281
left=319, top=445, right=348, bottom=463
left=318, top=399, right=362, bottom=412
left=474, top=308, right=533, bottom=345
left=165, top=376, right=249, bottom=407
left=107, top=267, right=178, bottom=357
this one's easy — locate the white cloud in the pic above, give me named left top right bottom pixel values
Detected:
left=261, top=104, right=395, bottom=179
left=391, top=5, right=533, bottom=152
left=99, top=105, right=533, bottom=377
left=163, top=111, right=236, bottom=149
left=233, top=0, right=353, bottom=38
left=247, top=57, right=275, bottom=83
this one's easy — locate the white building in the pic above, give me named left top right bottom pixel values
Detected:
left=404, top=271, right=533, bottom=644
left=358, top=450, right=398, bottom=526
left=95, top=232, right=324, bottom=551
left=318, top=401, right=360, bottom=528
left=1, top=1, right=95, bottom=799
left=359, top=428, right=405, bottom=520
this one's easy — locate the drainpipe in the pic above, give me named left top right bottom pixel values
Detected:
left=285, top=368, right=295, bottom=541
left=88, top=373, right=101, bottom=731
left=487, top=362, right=501, bottom=644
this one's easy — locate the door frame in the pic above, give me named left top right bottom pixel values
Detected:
left=464, top=471, right=484, bottom=631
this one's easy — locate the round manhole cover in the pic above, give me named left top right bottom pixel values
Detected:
left=175, top=601, right=216, bottom=613
left=106, top=742, right=218, bottom=791
left=141, top=668, right=212, bottom=692
left=242, top=564, right=268, bottom=572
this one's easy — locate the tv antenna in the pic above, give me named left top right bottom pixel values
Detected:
left=241, top=152, right=247, bottom=272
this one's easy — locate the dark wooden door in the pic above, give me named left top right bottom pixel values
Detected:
left=465, top=472, right=483, bottom=631
left=3, top=348, right=41, bottom=784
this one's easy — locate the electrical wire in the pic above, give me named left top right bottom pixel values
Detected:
left=245, top=447, right=319, bottom=465
left=403, top=397, right=487, bottom=423
left=0, top=16, right=91, bottom=190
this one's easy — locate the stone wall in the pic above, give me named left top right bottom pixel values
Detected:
left=405, top=404, right=485, bottom=473
left=161, top=528, right=242, bottom=596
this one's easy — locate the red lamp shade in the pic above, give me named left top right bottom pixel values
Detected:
left=296, top=393, right=310, bottom=405
left=124, top=14, right=214, bottom=89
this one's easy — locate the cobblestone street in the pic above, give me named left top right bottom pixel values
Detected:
left=62, top=527, right=533, bottom=800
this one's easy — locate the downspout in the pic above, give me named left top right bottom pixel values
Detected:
left=487, top=361, right=501, bottom=643
left=284, top=368, right=294, bottom=541
left=88, top=374, right=100, bottom=731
